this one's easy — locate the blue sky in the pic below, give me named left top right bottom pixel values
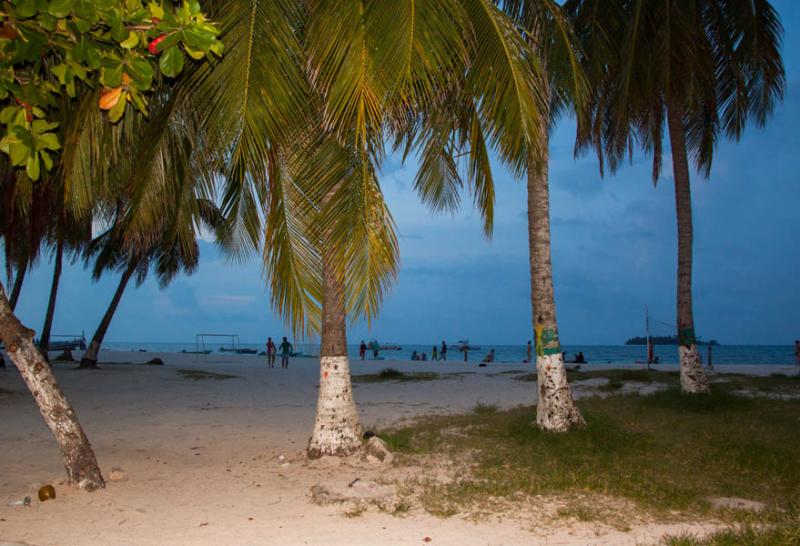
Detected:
left=5, top=1, right=800, bottom=346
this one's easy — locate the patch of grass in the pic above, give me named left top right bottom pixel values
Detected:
left=568, top=368, right=678, bottom=384
left=662, top=511, right=800, bottom=545
left=599, top=377, right=625, bottom=391
left=489, top=369, right=529, bottom=376
left=352, top=368, right=440, bottom=383
left=176, top=369, right=239, bottom=381
left=381, top=377, right=800, bottom=525
left=472, top=402, right=498, bottom=415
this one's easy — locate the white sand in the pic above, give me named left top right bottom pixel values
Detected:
left=0, top=352, right=794, bottom=545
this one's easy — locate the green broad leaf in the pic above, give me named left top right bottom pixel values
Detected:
left=93, top=0, right=116, bottom=10
left=147, top=1, right=164, bottom=19
left=13, top=0, right=39, bottom=18
left=158, top=46, right=183, bottom=78
left=120, top=31, right=139, bottom=49
left=84, top=42, right=101, bottom=69
left=26, top=153, right=40, bottom=180
left=71, top=37, right=89, bottom=62
left=182, top=26, right=216, bottom=51
left=37, top=13, right=57, bottom=31
left=40, top=149, right=53, bottom=171
left=48, top=0, right=74, bottom=18
left=186, top=0, right=201, bottom=16
left=9, top=141, right=30, bottom=167
left=31, top=119, right=59, bottom=133
left=31, top=107, right=46, bottom=118
left=108, top=91, right=127, bottom=122
left=209, top=40, right=223, bottom=56
left=73, top=17, right=91, bottom=33
left=0, top=106, right=18, bottom=124
left=51, top=63, right=69, bottom=84
left=184, top=45, right=205, bottom=61
left=126, top=57, right=154, bottom=89
left=73, top=0, right=95, bottom=20
left=35, top=131, right=60, bottom=151
left=100, top=64, right=123, bottom=88
left=128, top=87, right=147, bottom=113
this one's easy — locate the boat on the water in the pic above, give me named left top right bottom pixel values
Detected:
left=219, top=347, right=258, bottom=355
left=379, top=342, right=402, bottom=351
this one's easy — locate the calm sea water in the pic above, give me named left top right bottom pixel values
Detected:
left=102, top=341, right=796, bottom=366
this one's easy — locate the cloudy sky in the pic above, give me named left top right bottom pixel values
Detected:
left=6, top=1, right=799, bottom=346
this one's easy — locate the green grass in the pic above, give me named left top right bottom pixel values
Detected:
left=663, top=511, right=800, bottom=545
left=380, top=380, right=800, bottom=527
left=176, top=369, right=239, bottom=381
left=352, top=368, right=440, bottom=383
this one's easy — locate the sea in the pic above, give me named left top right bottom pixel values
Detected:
left=100, top=342, right=797, bottom=366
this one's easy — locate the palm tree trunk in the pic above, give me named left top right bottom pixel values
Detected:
left=79, top=265, right=135, bottom=369
left=0, top=280, right=105, bottom=491
left=9, top=263, right=26, bottom=311
left=666, top=101, right=710, bottom=394
left=307, top=248, right=363, bottom=458
left=527, top=135, right=584, bottom=432
left=39, top=239, right=64, bottom=358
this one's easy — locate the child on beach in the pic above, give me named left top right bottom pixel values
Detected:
left=432, top=346, right=438, bottom=361
left=279, top=337, right=293, bottom=369
left=266, top=338, right=276, bottom=368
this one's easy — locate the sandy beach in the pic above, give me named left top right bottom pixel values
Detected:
left=1, top=352, right=796, bottom=545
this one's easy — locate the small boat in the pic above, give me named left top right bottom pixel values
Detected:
left=219, top=347, right=258, bottom=354
left=379, top=342, right=402, bottom=351
left=182, top=349, right=212, bottom=355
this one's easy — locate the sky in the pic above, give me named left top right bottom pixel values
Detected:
left=4, top=2, right=800, bottom=347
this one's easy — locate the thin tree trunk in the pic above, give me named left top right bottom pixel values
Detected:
left=666, top=101, right=710, bottom=394
left=39, top=239, right=64, bottom=358
left=0, top=281, right=105, bottom=491
left=9, top=263, right=26, bottom=311
left=307, top=248, right=363, bottom=458
left=79, top=265, right=135, bottom=369
left=528, top=132, right=585, bottom=432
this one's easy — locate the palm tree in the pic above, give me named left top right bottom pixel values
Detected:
left=568, top=0, right=785, bottom=393
left=186, top=0, right=550, bottom=455
left=400, top=1, right=587, bottom=431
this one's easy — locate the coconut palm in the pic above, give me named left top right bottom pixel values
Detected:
left=398, top=0, right=587, bottom=431
left=567, top=0, right=785, bottom=393
left=183, top=0, right=549, bottom=455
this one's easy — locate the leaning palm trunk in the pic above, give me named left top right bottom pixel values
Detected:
left=39, top=239, right=64, bottom=357
left=307, top=249, right=363, bottom=458
left=9, top=263, right=26, bottom=310
left=79, top=265, right=135, bottom=369
left=0, top=281, right=105, bottom=490
left=528, top=140, right=585, bottom=431
left=666, top=102, right=709, bottom=394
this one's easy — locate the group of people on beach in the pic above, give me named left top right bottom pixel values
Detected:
left=265, top=337, right=294, bottom=368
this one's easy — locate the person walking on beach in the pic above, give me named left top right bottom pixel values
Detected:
left=707, top=345, right=714, bottom=370
left=795, top=340, right=800, bottom=367
left=359, top=340, right=367, bottom=360
left=432, top=345, right=438, bottom=361
left=266, top=337, right=276, bottom=368
left=462, top=345, right=468, bottom=362
left=441, top=341, right=447, bottom=361
left=279, top=337, right=293, bottom=369
left=526, top=340, right=532, bottom=363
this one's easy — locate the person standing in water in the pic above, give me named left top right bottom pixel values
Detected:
left=707, top=344, right=714, bottom=370
left=795, top=340, right=800, bottom=367
left=279, top=337, right=293, bottom=369
left=266, top=337, right=276, bottom=368
left=432, top=345, right=438, bottom=361
left=359, top=340, right=367, bottom=360
left=441, top=341, right=448, bottom=361
left=526, top=340, right=532, bottom=363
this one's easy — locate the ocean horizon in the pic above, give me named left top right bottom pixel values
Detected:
left=98, top=341, right=798, bottom=366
